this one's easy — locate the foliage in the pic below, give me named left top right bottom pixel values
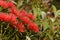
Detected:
left=0, top=0, right=60, bottom=40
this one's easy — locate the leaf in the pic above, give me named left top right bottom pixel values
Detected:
left=41, top=11, right=46, bottom=20
left=0, top=7, right=3, bottom=11
left=42, top=22, right=50, bottom=31
left=52, top=5, right=57, bottom=17
left=55, top=10, right=60, bottom=17
left=17, top=0, right=23, bottom=8
left=3, top=36, right=9, bottom=40
left=52, top=5, right=57, bottom=13
left=10, top=0, right=17, bottom=5
left=32, top=5, right=40, bottom=18
left=11, top=37, right=15, bottom=40
left=15, top=35, right=19, bottom=40
left=32, top=5, right=37, bottom=18
left=26, top=36, right=31, bottom=40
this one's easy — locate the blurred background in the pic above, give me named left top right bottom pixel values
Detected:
left=0, top=0, right=60, bottom=40
left=53, top=0, right=60, bottom=9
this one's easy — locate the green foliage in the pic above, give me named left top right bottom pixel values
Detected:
left=0, top=0, right=60, bottom=40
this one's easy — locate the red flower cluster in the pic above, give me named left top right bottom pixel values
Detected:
left=10, top=7, right=18, bottom=15
left=0, top=1, right=8, bottom=9
left=0, top=0, right=39, bottom=33
left=7, top=1, right=15, bottom=8
left=27, top=22, right=39, bottom=33
left=19, top=10, right=34, bottom=20
left=10, top=9, right=39, bottom=33
left=0, top=0, right=15, bottom=9
left=0, top=13, right=17, bottom=25
left=20, top=17, right=31, bottom=24
left=17, top=23, right=25, bottom=32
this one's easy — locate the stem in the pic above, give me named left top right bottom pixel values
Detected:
left=0, top=25, right=3, bottom=40
left=8, top=30, right=17, bottom=39
left=3, top=24, right=9, bottom=36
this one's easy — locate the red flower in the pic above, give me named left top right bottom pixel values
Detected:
left=0, top=0, right=39, bottom=33
left=0, top=1, right=8, bottom=9
left=0, top=13, right=9, bottom=22
left=19, top=10, right=34, bottom=20
left=9, top=7, right=18, bottom=15
left=17, top=23, right=25, bottom=32
left=7, top=1, right=15, bottom=8
left=19, top=10, right=28, bottom=17
left=0, top=13, right=17, bottom=25
left=27, top=13, right=34, bottom=20
left=20, top=16, right=31, bottom=24
left=8, top=14, right=17, bottom=25
left=27, top=22, right=39, bottom=33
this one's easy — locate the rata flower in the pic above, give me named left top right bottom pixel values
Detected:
left=27, top=13, right=34, bottom=20
left=0, top=13, right=9, bottom=22
left=8, top=14, right=17, bottom=25
left=0, top=13, right=17, bottom=25
left=20, top=16, right=31, bottom=24
left=7, top=1, right=15, bottom=8
left=0, top=0, right=39, bottom=33
left=17, top=23, right=25, bottom=32
left=19, top=10, right=34, bottom=20
left=0, top=1, right=8, bottom=9
left=10, top=8, right=34, bottom=20
left=9, top=7, right=18, bottom=15
left=19, top=10, right=28, bottom=17
left=27, top=22, right=39, bottom=33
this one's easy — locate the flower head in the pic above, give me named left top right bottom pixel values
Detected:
left=7, top=1, right=15, bottom=8
left=20, top=17, right=31, bottom=24
left=0, top=1, right=8, bottom=9
left=17, top=23, right=25, bottom=32
left=27, top=22, right=39, bottom=33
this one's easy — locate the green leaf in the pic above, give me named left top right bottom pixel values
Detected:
left=32, top=5, right=40, bottom=18
left=0, top=7, right=3, bottom=11
left=15, top=35, right=19, bottom=40
left=32, top=5, right=37, bottom=18
left=3, top=36, right=9, bottom=40
left=11, top=37, right=15, bottom=40
left=17, top=0, right=23, bottom=9
left=55, top=10, right=60, bottom=17
left=42, top=22, right=49, bottom=31
left=52, top=5, right=57, bottom=17
left=52, top=5, right=57, bottom=13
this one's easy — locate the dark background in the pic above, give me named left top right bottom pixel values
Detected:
left=53, top=0, right=60, bottom=9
